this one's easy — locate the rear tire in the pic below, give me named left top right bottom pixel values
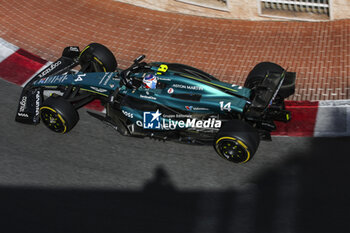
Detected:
left=79, top=43, right=117, bottom=72
left=40, top=97, right=79, bottom=133
left=244, top=62, right=284, bottom=89
left=214, top=120, right=260, bottom=164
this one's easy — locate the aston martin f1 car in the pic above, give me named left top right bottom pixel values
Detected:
left=15, top=43, right=296, bottom=163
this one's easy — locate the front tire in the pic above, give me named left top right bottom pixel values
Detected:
left=214, top=120, right=260, bottom=164
left=79, top=43, right=117, bottom=72
left=40, top=97, right=79, bottom=133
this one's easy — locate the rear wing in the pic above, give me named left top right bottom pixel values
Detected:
left=15, top=46, right=80, bottom=124
left=246, top=71, right=296, bottom=118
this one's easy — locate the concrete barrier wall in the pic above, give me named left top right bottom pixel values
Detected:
left=116, top=0, right=350, bottom=20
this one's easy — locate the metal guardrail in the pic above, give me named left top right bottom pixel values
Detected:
left=260, top=0, right=330, bottom=18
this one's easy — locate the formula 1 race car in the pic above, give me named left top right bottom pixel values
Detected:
left=15, top=43, right=296, bottom=163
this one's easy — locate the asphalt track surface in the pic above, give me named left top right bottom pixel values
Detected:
left=0, top=78, right=315, bottom=189
left=1, top=78, right=350, bottom=233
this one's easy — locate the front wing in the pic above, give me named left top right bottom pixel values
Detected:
left=15, top=46, right=80, bottom=124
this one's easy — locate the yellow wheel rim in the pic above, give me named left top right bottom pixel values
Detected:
left=215, top=137, right=251, bottom=163
left=40, top=106, right=67, bottom=133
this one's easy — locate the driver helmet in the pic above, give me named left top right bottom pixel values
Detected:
left=143, top=74, right=158, bottom=89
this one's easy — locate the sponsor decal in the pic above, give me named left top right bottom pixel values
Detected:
left=140, top=94, right=156, bottom=100
left=19, top=96, right=27, bottom=112
left=104, top=73, right=114, bottom=85
left=53, top=75, right=68, bottom=83
left=38, top=75, right=68, bottom=84
left=172, top=84, right=203, bottom=91
left=99, top=73, right=114, bottom=85
left=39, top=61, right=62, bottom=78
left=99, top=73, right=109, bottom=84
left=167, top=88, right=174, bottom=94
left=90, top=86, right=107, bottom=93
left=193, top=107, right=209, bottom=111
left=158, top=77, right=171, bottom=81
left=143, top=110, right=162, bottom=129
left=185, top=106, right=209, bottom=111
left=122, top=110, right=133, bottom=118
left=142, top=110, right=221, bottom=130
left=17, top=112, right=29, bottom=118
left=112, top=74, right=120, bottom=80
left=35, top=91, right=40, bottom=117
left=269, top=77, right=285, bottom=107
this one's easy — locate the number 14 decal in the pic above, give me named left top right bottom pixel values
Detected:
left=219, top=101, right=232, bottom=112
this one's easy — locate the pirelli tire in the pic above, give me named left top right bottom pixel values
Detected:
left=78, top=43, right=117, bottom=72
left=214, top=120, right=260, bottom=164
left=40, top=97, right=79, bottom=134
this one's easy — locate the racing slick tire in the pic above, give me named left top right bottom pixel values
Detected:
left=214, top=120, right=260, bottom=164
left=78, top=43, right=117, bottom=72
left=244, top=62, right=284, bottom=89
left=40, top=96, right=79, bottom=133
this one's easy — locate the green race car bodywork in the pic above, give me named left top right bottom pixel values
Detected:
left=15, top=43, right=296, bottom=163
left=32, top=63, right=251, bottom=130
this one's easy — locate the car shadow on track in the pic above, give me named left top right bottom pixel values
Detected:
left=250, top=136, right=350, bottom=233
left=1, top=137, right=349, bottom=233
